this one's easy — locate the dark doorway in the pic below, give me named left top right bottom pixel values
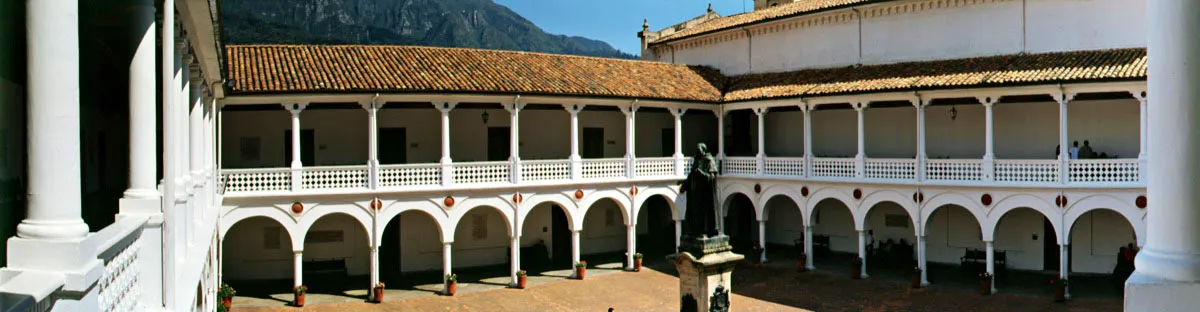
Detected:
left=552, top=205, right=571, bottom=267
left=381, top=216, right=402, bottom=282
left=488, top=127, right=511, bottom=161
left=728, top=110, right=754, bottom=156
left=1044, top=218, right=1060, bottom=271
left=282, top=129, right=315, bottom=166
left=661, top=128, right=674, bottom=157
left=639, top=196, right=676, bottom=256
left=724, top=195, right=757, bottom=254
left=378, top=127, right=407, bottom=164
left=582, top=127, right=604, bottom=159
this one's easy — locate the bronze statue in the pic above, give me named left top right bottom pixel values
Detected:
left=680, top=143, right=721, bottom=238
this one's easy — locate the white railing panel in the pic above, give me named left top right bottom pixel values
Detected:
left=522, top=159, right=571, bottom=182
left=764, top=157, right=805, bottom=177
left=219, top=168, right=291, bottom=193
left=302, top=165, right=369, bottom=190
left=865, top=158, right=916, bottom=180
left=685, top=158, right=694, bottom=173
left=453, top=161, right=511, bottom=184
left=721, top=157, right=757, bottom=175
left=635, top=157, right=675, bottom=177
left=582, top=158, right=626, bottom=180
left=925, top=159, right=983, bottom=181
left=995, top=160, right=1059, bottom=183
left=95, top=217, right=146, bottom=312
left=1068, top=159, right=1140, bottom=183
left=811, top=157, right=856, bottom=178
left=378, top=163, right=441, bottom=187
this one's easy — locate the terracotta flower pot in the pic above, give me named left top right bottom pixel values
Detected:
left=373, top=288, right=384, bottom=303
left=517, top=275, right=527, bottom=289
left=911, top=271, right=922, bottom=289
left=446, top=281, right=457, bottom=296
left=749, top=251, right=762, bottom=264
left=634, top=259, right=642, bottom=271
left=797, top=255, right=808, bottom=272
left=852, top=266, right=862, bottom=279
left=222, top=297, right=232, bottom=309
left=576, top=267, right=587, bottom=280
left=981, top=280, right=992, bottom=295
left=1054, top=284, right=1066, bottom=302
left=294, top=293, right=306, bottom=307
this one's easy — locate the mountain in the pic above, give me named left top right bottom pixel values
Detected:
left=220, top=0, right=637, bottom=59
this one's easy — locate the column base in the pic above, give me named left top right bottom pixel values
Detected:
left=15, top=220, right=89, bottom=241
left=119, top=196, right=162, bottom=215
left=1125, top=272, right=1200, bottom=311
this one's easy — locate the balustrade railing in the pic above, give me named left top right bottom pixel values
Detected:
left=522, top=159, right=571, bottom=182
left=582, top=158, right=627, bottom=180
left=453, top=161, right=510, bottom=184
left=635, top=157, right=675, bottom=177
left=811, top=157, right=856, bottom=178
left=219, top=168, right=291, bottom=193
left=302, top=165, right=369, bottom=190
left=764, top=157, right=805, bottom=176
left=1068, top=159, right=1140, bottom=183
left=95, top=217, right=145, bottom=312
left=995, top=160, right=1059, bottom=183
left=865, top=158, right=917, bottom=180
left=925, top=159, right=983, bottom=181
left=721, top=157, right=757, bottom=175
left=378, top=163, right=441, bottom=187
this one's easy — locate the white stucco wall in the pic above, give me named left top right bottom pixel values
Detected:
left=925, top=105, right=986, bottom=158
left=674, top=36, right=750, bottom=75
left=750, top=19, right=859, bottom=73
left=1024, top=0, right=1146, bottom=53
left=398, top=211, right=444, bottom=273
left=993, top=208, right=1049, bottom=271
left=925, top=205, right=986, bottom=265
left=864, top=107, right=916, bottom=158
left=810, top=108, right=857, bottom=157
left=222, top=217, right=297, bottom=280
left=1070, top=209, right=1136, bottom=274
left=764, top=110, right=806, bottom=157
left=812, top=199, right=857, bottom=253
left=449, top=207, right=513, bottom=269
left=860, top=0, right=1023, bottom=65
left=864, top=202, right=916, bottom=247
left=580, top=199, right=628, bottom=255
left=764, top=197, right=805, bottom=247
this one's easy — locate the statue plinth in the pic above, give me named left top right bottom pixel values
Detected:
left=669, top=235, right=742, bottom=312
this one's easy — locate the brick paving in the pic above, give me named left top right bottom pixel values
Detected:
left=231, top=261, right=1122, bottom=312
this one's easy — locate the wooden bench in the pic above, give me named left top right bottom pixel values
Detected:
left=960, top=249, right=1007, bottom=272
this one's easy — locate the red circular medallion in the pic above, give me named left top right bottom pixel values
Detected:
left=575, top=189, right=585, bottom=200
left=853, top=189, right=862, bottom=200
left=754, top=184, right=762, bottom=194
left=800, top=186, right=809, bottom=197
left=370, top=199, right=383, bottom=210
left=630, top=187, right=639, bottom=196
left=1136, top=195, right=1147, bottom=209
left=981, top=194, right=992, bottom=206
left=444, top=196, right=455, bottom=207
left=291, top=202, right=304, bottom=214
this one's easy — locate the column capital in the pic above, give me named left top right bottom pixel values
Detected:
left=283, top=102, right=308, bottom=114
left=434, top=101, right=458, bottom=113
left=359, top=94, right=382, bottom=111
left=504, top=102, right=526, bottom=114
left=1054, top=90, right=1077, bottom=104
left=562, top=103, right=586, bottom=114
left=621, top=102, right=639, bottom=116
left=853, top=102, right=868, bottom=111
left=1131, top=89, right=1148, bottom=103
left=976, top=96, right=998, bottom=107
left=670, top=107, right=688, bottom=118
left=753, top=107, right=768, bottom=115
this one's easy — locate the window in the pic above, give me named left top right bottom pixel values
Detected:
left=263, top=227, right=281, bottom=249
left=240, top=137, right=261, bottom=161
left=306, top=230, right=344, bottom=244
left=471, top=214, right=488, bottom=240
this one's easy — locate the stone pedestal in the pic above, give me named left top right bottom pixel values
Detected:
left=670, top=236, right=742, bottom=312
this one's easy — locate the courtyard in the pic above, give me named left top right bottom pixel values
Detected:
left=229, top=254, right=1122, bottom=312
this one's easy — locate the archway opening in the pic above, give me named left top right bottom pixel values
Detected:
left=221, top=216, right=294, bottom=301
left=992, top=207, right=1063, bottom=295
left=520, top=202, right=574, bottom=273
left=382, top=210, right=444, bottom=292
left=864, top=201, right=916, bottom=275
left=1068, top=208, right=1137, bottom=298
left=580, top=197, right=630, bottom=271
left=923, top=204, right=984, bottom=286
left=723, top=193, right=757, bottom=254
left=450, top=205, right=513, bottom=287
left=763, top=195, right=804, bottom=260
left=811, top=197, right=855, bottom=272
left=636, top=195, right=677, bottom=259
left=302, top=213, right=371, bottom=295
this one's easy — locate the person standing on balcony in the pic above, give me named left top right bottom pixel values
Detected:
left=1069, top=141, right=1081, bottom=159
left=1080, top=140, right=1096, bottom=159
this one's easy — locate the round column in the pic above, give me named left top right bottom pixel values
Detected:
left=857, top=230, right=869, bottom=278
left=293, top=250, right=304, bottom=287
left=124, top=0, right=158, bottom=199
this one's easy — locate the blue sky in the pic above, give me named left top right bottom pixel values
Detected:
left=493, top=0, right=747, bottom=56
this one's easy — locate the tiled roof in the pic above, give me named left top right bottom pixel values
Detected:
left=652, top=0, right=875, bottom=44
left=224, top=45, right=726, bottom=102
left=724, top=48, right=1147, bottom=102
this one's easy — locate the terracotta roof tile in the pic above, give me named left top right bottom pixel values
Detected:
left=224, top=45, right=726, bottom=102
left=652, top=0, right=874, bottom=44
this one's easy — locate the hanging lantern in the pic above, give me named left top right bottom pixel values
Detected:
left=481, top=110, right=490, bottom=124
left=949, top=105, right=958, bottom=121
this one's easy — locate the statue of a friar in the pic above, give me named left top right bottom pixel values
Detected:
left=679, top=143, right=721, bottom=239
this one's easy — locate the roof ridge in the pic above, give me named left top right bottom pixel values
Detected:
left=225, top=44, right=686, bottom=67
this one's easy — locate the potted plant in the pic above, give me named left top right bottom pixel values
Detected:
left=575, top=261, right=588, bottom=280
left=633, top=253, right=644, bottom=271
left=797, top=253, right=809, bottom=272
left=445, top=274, right=458, bottom=296
left=293, top=285, right=307, bottom=307
left=218, top=283, right=235, bottom=310
left=851, top=256, right=863, bottom=279
left=749, top=242, right=764, bottom=265
left=1051, top=276, right=1068, bottom=302
left=979, top=272, right=993, bottom=295
left=373, top=282, right=385, bottom=303
left=516, top=270, right=528, bottom=289
left=911, top=267, right=923, bottom=289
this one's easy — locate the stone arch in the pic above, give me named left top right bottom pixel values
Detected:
left=520, top=193, right=580, bottom=233
left=577, top=190, right=632, bottom=229
left=220, top=206, right=300, bottom=250
left=297, top=209, right=373, bottom=248
left=1064, top=194, right=1146, bottom=246
left=375, top=199, right=450, bottom=244
left=759, top=184, right=805, bottom=222
left=448, top=196, right=516, bottom=239
left=718, top=182, right=758, bottom=217
left=805, top=187, right=855, bottom=226
left=987, top=194, right=1061, bottom=243
left=920, top=192, right=986, bottom=237
left=632, top=186, right=680, bottom=221
left=856, top=190, right=916, bottom=232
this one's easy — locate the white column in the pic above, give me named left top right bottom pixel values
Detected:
left=571, top=230, right=582, bottom=275
left=626, top=225, right=636, bottom=270
left=1135, top=92, right=1149, bottom=182
left=804, top=226, right=814, bottom=270
left=364, top=101, right=379, bottom=189
left=124, top=0, right=158, bottom=200
left=986, top=241, right=996, bottom=293
left=914, top=100, right=926, bottom=181
left=369, top=246, right=379, bottom=295
left=755, top=108, right=766, bottom=175
left=803, top=104, right=813, bottom=178
left=716, top=110, right=726, bottom=158
left=18, top=0, right=89, bottom=239
left=1061, top=244, right=1071, bottom=298
left=982, top=98, right=996, bottom=181
left=293, top=251, right=304, bottom=287
left=918, top=235, right=929, bottom=286
left=508, top=102, right=522, bottom=183
left=160, top=8, right=179, bottom=306
left=437, top=103, right=455, bottom=185
left=1057, top=95, right=1070, bottom=183
left=855, top=103, right=866, bottom=178
left=674, top=220, right=682, bottom=250
left=672, top=108, right=686, bottom=176
left=566, top=105, right=583, bottom=180
left=177, top=50, right=191, bottom=193
left=189, top=69, right=204, bottom=184
left=858, top=230, right=869, bottom=278
left=286, top=103, right=306, bottom=191
left=510, top=236, right=520, bottom=285
left=624, top=105, right=637, bottom=178
left=758, top=220, right=767, bottom=262
left=1128, top=6, right=1200, bottom=308
left=442, top=242, right=453, bottom=287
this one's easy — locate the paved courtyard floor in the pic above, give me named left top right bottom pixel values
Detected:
left=230, top=256, right=1122, bottom=311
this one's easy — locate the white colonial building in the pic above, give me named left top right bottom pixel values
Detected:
left=5, top=0, right=1200, bottom=311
